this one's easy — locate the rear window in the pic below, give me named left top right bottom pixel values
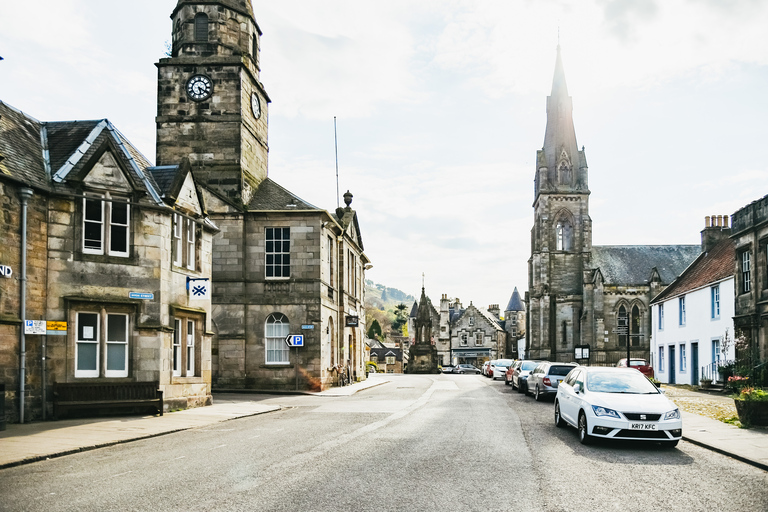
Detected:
left=496, top=359, right=514, bottom=366
left=521, top=361, right=537, bottom=371
left=549, top=365, right=574, bottom=376
left=629, top=360, right=648, bottom=367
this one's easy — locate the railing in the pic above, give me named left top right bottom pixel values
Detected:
left=700, top=360, right=734, bottom=383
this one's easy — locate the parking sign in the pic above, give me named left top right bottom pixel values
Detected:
left=284, top=334, right=304, bottom=347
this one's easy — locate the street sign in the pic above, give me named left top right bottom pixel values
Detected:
left=46, top=321, right=67, bottom=336
left=129, top=292, right=154, bottom=300
left=301, top=324, right=315, bottom=330
left=0, top=265, right=12, bottom=278
left=24, top=320, right=46, bottom=335
left=285, top=334, right=304, bottom=347
left=345, top=315, right=359, bottom=327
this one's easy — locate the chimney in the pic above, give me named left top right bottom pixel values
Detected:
left=701, top=215, right=731, bottom=253
left=488, top=304, right=501, bottom=319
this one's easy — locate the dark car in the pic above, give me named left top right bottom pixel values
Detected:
left=526, top=362, right=577, bottom=401
left=511, top=360, right=542, bottom=393
left=455, top=364, right=481, bottom=374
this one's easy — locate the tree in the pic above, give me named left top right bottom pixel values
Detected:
left=391, top=303, right=409, bottom=335
left=367, top=319, right=382, bottom=340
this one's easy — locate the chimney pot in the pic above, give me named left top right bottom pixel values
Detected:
left=705, top=216, right=711, bottom=228
left=724, top=215, right=730, bottom=228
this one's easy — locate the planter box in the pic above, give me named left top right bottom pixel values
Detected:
left=734, top=400, right=768, bottom=426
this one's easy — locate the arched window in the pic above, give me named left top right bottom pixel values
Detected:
left=631, top=305, right=641, bottom=347
left=265, top=313, right=289, bottom=363
left=556, top=220, right=572, bottom=251
left=558, top=161, right=571, bottom=185
left=618, top=305, right=628, bottom=347
left=195, top=13, right=209, bottom=42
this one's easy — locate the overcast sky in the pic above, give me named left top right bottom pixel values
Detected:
left=2, top=0, right=768, bottom=312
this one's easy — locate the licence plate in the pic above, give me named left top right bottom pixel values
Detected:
left=630, top=422, right=657, bottom=430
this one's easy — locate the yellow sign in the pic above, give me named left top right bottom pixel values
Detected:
left=46, top=321, right=67, bottom=331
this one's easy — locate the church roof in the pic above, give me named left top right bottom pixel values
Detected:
left=651, top=238, right=735, bottom=304
left=247, top=177, right=320, bottom=211
left=591, top=245, right=701, bottom=285
left=506, top=287, right=524, bottom=312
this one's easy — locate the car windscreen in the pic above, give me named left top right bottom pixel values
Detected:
left=587, top=371, right=658, bottom=394
left=629, top=360, right=648, bottom=367
left=521, top=361, right=538, bottom=371
left=549, top=365, right=574, bottom=376
left=496, top=359, right=513, bottom=366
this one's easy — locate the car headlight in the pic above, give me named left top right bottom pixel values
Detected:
left=591, top=405, right=621, bottom=419
left=664, top=408, right=681, bottom=420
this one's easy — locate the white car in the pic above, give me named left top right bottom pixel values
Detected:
left=491, top=358, right=515, bottom=380
left=554, top=366, right=682, bottom=447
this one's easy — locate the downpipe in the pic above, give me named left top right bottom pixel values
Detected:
left=18, top=187, right=33, bottom=424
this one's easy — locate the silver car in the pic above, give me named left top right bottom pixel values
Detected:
left=491, top=358, right=515, bottom=380
left=512, top=360, right=541, bottom=393
left=526, top=362, right=577, bottom=401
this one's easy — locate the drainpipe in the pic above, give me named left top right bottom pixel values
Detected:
left=18, top=187, right=33, bottom=424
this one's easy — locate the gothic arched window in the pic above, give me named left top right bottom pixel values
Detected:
left=618, top=305, right=628, bottom=347
left=558, top=161, right=572, bottom=185
left=195, top=13, right=209, bottom=42
left=555, top=220, right=573, bottom=251
left=631, top=305, right=641, bottom=347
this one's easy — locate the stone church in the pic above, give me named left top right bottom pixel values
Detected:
left=526, top=47, right=700, bottom=364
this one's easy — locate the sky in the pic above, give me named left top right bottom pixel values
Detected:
left=2, top=0, right=768, bottom=312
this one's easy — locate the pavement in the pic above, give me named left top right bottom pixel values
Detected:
left=1, top=376, right=767, bottom=472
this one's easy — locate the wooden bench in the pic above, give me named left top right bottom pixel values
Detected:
left=53, top=381, right=163, bottom=420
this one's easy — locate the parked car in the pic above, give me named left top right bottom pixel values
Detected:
left=491, top=359, right=515, bottom=380
left=455, top=364, right=481, bottom=374
left=504, top=360, right=520, bottom=385
left=482, top=360, right=493, bottom=377
left=526, top=362, right=577, bottom=401
left=554, top=366, right=682, bottom=447
left=616, top=358, right=654, bottom=378
left=441, top=364, right=456, bottom=374
left=511, top=360, right=541, bottom=393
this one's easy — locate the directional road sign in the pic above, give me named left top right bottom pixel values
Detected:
left=285, top=334, right=304, bottom=347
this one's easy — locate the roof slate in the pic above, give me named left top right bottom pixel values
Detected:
left=506, top=287, right=524, bottom=312
left=247, top=177, right=320, bottom=211
left=46, top=120, right=102, bottom=173
left=591, top=245, right=701, bottom=285
left=0, top=102, right=47, bottom=188
left=652, top=238, right=735, bottom=304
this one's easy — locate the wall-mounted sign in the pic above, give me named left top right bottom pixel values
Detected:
left=301, top=324, right=315, bottom=330
left=345, top=315, right=359, bottom=327
left=24, top=320, right=46, bottom=335
left=46, top=321, right=67, bottom=336
left=0, top=265, right=12, bottom=278
left=129, top=292, right=154, bottom=300
left=285, top=334, right=304, bottom=347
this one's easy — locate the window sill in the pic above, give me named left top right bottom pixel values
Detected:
left=261, top=363, right=293, bottom=368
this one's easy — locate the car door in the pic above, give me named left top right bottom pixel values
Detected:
left=558, top=369, right=581, bottom=425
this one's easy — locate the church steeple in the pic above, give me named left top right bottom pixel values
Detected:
left=535, top=45, right=588, bottom=198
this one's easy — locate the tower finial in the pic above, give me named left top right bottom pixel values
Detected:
left=422, top=272, right=425, bottom=289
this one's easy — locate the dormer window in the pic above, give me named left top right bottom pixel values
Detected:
left=194, top=13, right=208, bottom=42
left=172, top=213, right=198, bottom=271
left=83, top=194, right=129, bottom=257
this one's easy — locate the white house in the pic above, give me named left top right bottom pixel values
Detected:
left=650, top=218, right=735, bottom=385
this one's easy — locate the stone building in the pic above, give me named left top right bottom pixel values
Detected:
left=526, top=47, right=700, bottom=364
left=504, top=287, right=525, bottom=357
left=157, top=0, right=370, bottom=391
left=450, top=302, right=506, bottom=366
left=368, top=346, right=403, bottom=374
left=406, top=287, right=439, bottom=373
left=731, top=194, right=768, bottom=368
left=0, top=101, right=216, bottom=423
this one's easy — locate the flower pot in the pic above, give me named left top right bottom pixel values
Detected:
left=734, top=400, right=768, bottom=426
left=700, top=379, right=712, bottom=388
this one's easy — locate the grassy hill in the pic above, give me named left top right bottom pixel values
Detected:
left=365, top=280, right=415, bottom=311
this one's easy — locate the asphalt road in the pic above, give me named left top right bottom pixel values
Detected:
left=1, top=374, right=767, bottom=511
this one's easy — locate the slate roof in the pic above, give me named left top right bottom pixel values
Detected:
left=247, top=177, right=320, bottom=211
left=46, top=120, right=102, bottom=172
left=590, top=245, right=701, bottom=285
left=506, top=287, right=524, bottom=312
left=0, top=102, right=47, bottom=188
left=147, top=166, right=179, bottom=197
left=409, top=301, right=418, bottom=318
left=369, top=347, right=402, bottom=361
left=651, top=238, right=735, bottom=304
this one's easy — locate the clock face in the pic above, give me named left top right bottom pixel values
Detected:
left=186, top=75, right=212, bottom=101
left=251, top=92, right=261, bottom=119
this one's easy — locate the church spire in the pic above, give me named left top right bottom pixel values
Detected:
left=536, top=45, right=588, bottom=196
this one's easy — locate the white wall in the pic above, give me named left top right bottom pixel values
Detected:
left=651, top=277, right=735, bottom=385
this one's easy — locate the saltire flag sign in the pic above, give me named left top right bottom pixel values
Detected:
left=188, top=278, right=210, bottom=300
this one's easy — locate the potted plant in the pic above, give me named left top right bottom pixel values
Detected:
left=734, top=387, right=768, bottom=427
left=649, top=377, right=662, bottom=388
left=700, top=378, right=712, bottom=388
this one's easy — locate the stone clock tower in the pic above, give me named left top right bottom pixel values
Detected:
left=527, top=46, right=591, bottom=360
left=156, top=0, right=269, bottom=207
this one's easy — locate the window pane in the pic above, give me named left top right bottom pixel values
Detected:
left=106, top=343, right=126, bottom=371
left=107, top=314, right=127, bottom=342
left=77, top=342, right=98, bottom=370
left=78, top=313, right=98, bottom=340
left=195, top=13, right=208, bottom=41
left=84, top=223, right=102, bottom=249
left=111, top=225, right=128, bottom=253
left=85, top=199, right=102, bottom=221
left=111, top=202, right=128, bottom=225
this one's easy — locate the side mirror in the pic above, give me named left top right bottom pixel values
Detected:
left=573, top=383, right=581, bottom=394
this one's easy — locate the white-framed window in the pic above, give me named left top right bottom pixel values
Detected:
left=679, top=296, right=686, bottom=326
left=266, top=313, right=290, bottom=364
left=386, top=355, right=395, bottom=365
left=658, top=304, right=664, bottom=330
left=711, top=285, right=720, bottom=319
left=186, top=319, right=195, bottom=375
left=75, top=310, right=130, bottom=378
left=82, top=196, right=129, bottom=257
left=460, top=333, right=468, bottom=346
left=742, top=250, right=751, bottom=293
left=173, top=318, right=182, bottom=376
left=658, top=346, right=665, bottom=372
left=172, top=213, right=197, bottom=270
left=469, top=316, right=474, bottom=326
left=475, top=330, right=484, bottom=346
left=712, top=338, right=721, bottom=363
left=266, top=228, right=290, bottom=278
left=680, top=344, right=687, bottom=372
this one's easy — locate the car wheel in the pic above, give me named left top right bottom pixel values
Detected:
left=512, top=379, right=518, bottom=390
left=524, top=383, right=531, bottom=396
left=516, top=381, right=523, bottom=393
left=661, top=440, right=679, bottom=449
left=554, top=401, right=565, bottom=428
left=578, top=412, right=592, bottom=445
left=504, top=378, right=510, bottom=386
left=534, top=385, right=542, bottom=401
